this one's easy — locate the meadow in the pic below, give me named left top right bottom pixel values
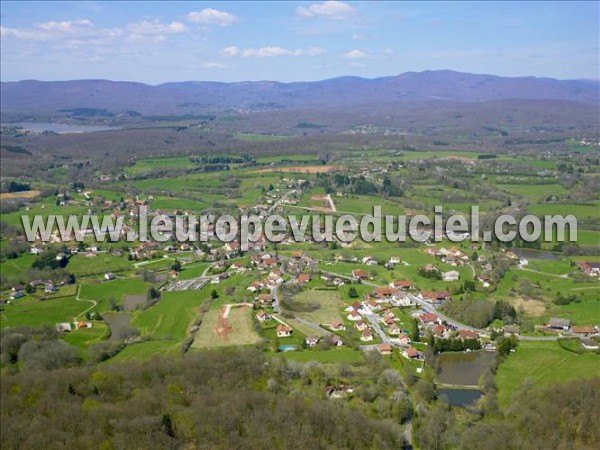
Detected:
left=496, top=340, right=600, bottom=408
left=292, top=288, right=344, bottom=325
left=0, top=296, right=86, bottom=328
left=191, top=305, right=262, bottom=348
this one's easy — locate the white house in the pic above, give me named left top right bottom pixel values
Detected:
left=443, top=270, right=460, bottom=282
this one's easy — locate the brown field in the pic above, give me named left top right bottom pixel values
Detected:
left=256, top=165, right=341, bottom=174
left=0, top=190, right=42, bottom=200
left=191, top=304, right=262, bottom=348
left=123, top=295, right=147, bottom=311
left=511, top=296, right=547, bottom=316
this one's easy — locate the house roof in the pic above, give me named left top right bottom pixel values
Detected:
left=571, top=325, right=595, bottom=334
left=405, top=347, right=419, bottom=358
left=419, top=312, right=439, bottom=323
left=352, top=269, right=368, bottom=277
left=374, top=287, right=393, bottom=296
left=297, top=273, right=311, bottom=283
left=548, top=318, right=570, bottom=328
left=458, top=329, right=479, bottom=339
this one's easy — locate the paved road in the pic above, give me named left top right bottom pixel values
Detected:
left=318, top=268, right=558, bottom=341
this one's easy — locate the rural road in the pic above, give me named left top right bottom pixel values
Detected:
left=74, top=284, right=97, bottom=319
left=318, top=268, right=558, bottom=341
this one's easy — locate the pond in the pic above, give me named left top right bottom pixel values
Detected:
left=279, top=345, right=297, bottom=352
left=512, top=248, right=560, bottom=260
left=437, top=351, right=496, bottom=386
left=438, top=389, right=483, bottom=407
left=8, top=122, right=121, bottom=134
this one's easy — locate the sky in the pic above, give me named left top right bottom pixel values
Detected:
left=1, top=1, right=598, bottom=84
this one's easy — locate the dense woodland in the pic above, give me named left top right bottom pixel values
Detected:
left=1, top=332, right=598, bottom=450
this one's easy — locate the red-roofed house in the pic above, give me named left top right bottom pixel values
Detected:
left=403, top=347, right=419, bottom=359
left=390, top=280, right=413, bottom=290
left=352, top=269, right=368, bottom=280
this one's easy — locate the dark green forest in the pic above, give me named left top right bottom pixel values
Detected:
left=1, top=338, right=598, bottom=450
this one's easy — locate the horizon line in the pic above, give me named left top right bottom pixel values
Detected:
left=2, top=69, right=599, bottom=87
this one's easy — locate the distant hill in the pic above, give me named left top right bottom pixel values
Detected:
left=1, top=70, right=598, bottom=115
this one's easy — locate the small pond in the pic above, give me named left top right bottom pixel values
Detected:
left=437, top=351, right=496, bottom=386
left=438, top=389, right=483, bottom=407
left=279, top=345, right=297, bottom=352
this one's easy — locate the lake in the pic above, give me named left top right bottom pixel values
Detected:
left=437, top=351, right=496, bottom=386
left=8, top=122, right=121, bottom=134
left=438, top=388, right=483, bottom=407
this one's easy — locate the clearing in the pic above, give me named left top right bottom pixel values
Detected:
left=192, top=303, right=262, bottom=348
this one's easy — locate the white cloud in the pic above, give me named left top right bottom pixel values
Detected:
left=1, top=18, right=187, bottom=46
left=296, top=1, right=356, bottom=20
left=126, top=20, right=186, bottom=36
left=224, top=46, right=325, bottom=57
left=1, top=19, right=98, bottom=41
left=352, top=33, right=377, bottom=41
left=188, top=8, right=237, bottom=26
left=39, top=19, right=94, bottom=32
left=201, top=61, right=229, bottom=69
left=343, top=49, right=369, bottom=59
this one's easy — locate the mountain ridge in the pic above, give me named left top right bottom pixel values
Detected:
left=1, top=70, right=598, bottom=115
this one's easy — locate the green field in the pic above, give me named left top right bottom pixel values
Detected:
left=125, top=156, right=196, bottom=175
left=496, top=340, right=600, bottom=408
left=235, top=133, right=289, bottom=142
left=292, top=288, right=344, bottom=325
left=79, top=278, right=153, bottom=313
left=67, top=254, right=134, bottom=277
left=134, top=290, right=206, bottom=341
left=1, top=296, right=87, bottom=329
left=528, top=203, right=599, bottom=220
left=107, top=341, right=179, bottom=362
left=279, top=347, right=364, bottom=363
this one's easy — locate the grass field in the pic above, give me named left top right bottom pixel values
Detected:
left=279, top=348, right=364, bottom=364
left=191, top=304, right=262, bottom=348
left=67, top=254, right=134, bottom=277
left=134, top=290, right=206, bottom=341
left=334, top=194, right=404, bottom=216
left=235, top=133, right=289, bottom=142
left=178, top=262, right=212, bottom=280
left=256, top=154, right=318, bottom=163
left=125, top=156, right=196, bottom=174
left=63, top=322, right=110, bottom=349
left=496, top=340, right=600, bottom=408
left=107, top=341, right=179, bottom=362
left=292, top=288, right=344, bottom=325
left=0, top=296, right=87, bottom=328
left=496, top=183, right=566, bottom=201
left=79, top=278, right=153, bottom=313
left=528, top=203, right=599, bottom=219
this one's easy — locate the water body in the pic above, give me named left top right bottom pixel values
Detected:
left=437, top=351, right=496, bottom=386
left=512, top=248, right=560, bottom=260
left=279, top=345, right=297, bottom=352
left=438, top=389, right=483, bottom=407
left=8, top=122, right=121, bottom=133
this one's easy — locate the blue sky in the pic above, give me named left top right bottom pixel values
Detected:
left=1, top=1, right=598, bottom=83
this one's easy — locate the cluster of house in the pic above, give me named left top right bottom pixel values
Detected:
left=546, top=318, right=599, bottom=350
left=247, top=268, right=284, bottom=292
left=576, top=261, right=600, bottom=277
left=55, top=321, right=92, bottom=333
left=4, top=279, right=61, bottom=302
left=424, top=246, right=469, bottom=267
